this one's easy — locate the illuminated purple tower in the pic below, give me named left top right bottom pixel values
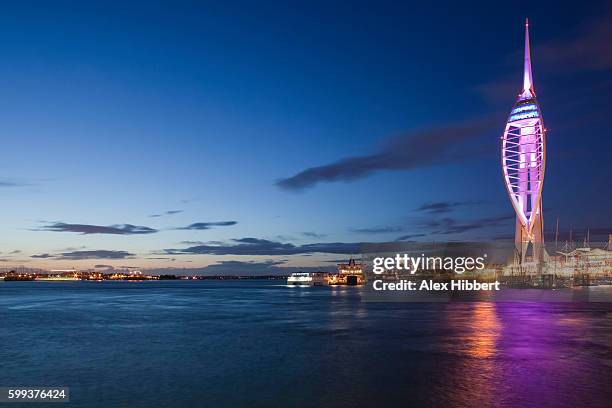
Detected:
left=501, top=19, right=547, bottom=265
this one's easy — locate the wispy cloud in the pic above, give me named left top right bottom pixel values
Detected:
left=179, top=240, right=207, bottom=245
left=475, top=14, right=612, bottom=104
left=276, top=116, right=499, bottom=191
left=396, top=233, right=426, bottom=241
left=350, top=226, right=403, bottom=234
left=31, top=253, right=53, bottom=259
left=0, top=250, right=25, bottom=262
left=35, top=222, right=157, bottom=235
left=416, top=200, right=484, bottom=214
left=56, top=250, right=135, bottom=260
left=351, top=212, right=514, bottom=241
left=537, top=14, right=612, bottom=72
left=149, top=210, right=183, bottom=218
left=421, top=214, right=514, bottom=235
left=302, top=231, right=327, bottom=239
left=32, top=250, right=134, bottom=260
left=94, top=264, right=115, bottom=269
left=178, top=221, right=237, bottom=230
left=163, top=237, right=363, bottom=256
left=0, top=179, right=31, bottom=187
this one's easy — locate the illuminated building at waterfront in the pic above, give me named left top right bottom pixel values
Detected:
left=501, top=19, right=547, bottom=267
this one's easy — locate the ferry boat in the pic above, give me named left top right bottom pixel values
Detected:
left=287, top=272, right=328, bottom=286
left=328, top=257, right=365, bottom=285
left=35, top=275, right=80, bottom=281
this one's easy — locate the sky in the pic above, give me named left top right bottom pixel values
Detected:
left=0, top=1, right=611, bottom=274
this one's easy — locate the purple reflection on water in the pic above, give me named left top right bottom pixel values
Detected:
left=438, top=302, right=611, bottom=407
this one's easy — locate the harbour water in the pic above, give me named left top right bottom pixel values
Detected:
left=0, top=281, right=610, bottom=407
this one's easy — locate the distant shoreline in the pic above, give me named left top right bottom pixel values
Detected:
left=0, top=274, right=290, bottom=282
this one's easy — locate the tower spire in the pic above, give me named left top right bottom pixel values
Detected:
left=521, top=17, right=535, bottom=99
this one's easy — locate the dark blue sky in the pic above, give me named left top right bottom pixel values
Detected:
left=0, top=1, right=610, bottom=272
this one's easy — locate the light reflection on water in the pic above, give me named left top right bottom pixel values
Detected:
left=0, top=281, right=610, bottom=408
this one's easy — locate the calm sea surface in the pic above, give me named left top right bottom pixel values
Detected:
left=0, top=281, right=611, bottom=408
